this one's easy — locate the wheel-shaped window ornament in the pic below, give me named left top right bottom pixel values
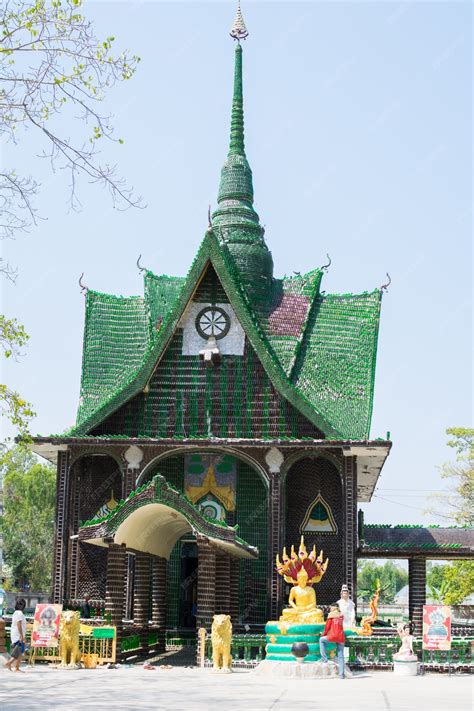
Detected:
left=195, top=306, right=231, bottom=340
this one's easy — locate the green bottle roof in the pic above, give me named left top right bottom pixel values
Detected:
left=41, top=8, right=386, bottom=444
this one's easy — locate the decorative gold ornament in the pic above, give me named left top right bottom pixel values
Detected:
left=185, top=464, right=235, bottom=512
left=276, top=536, right=329, bottom=624
left=358, top=586, right=381, bottom=636
left=211, top=614, right=232, bottom=672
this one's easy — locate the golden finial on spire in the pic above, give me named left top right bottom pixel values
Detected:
left=230, top=1, right=249, bottom=41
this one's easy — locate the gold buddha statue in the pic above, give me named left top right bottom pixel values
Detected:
left=280, top=567, right=324, bottom=624
left=276, top=536, right=328, bottom=625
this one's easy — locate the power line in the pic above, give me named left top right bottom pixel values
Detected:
left=377, top=488, right=447, bottom=492
left=374, top=495, right=442, bottom=498
left=372, top=494, right=444, bottom=516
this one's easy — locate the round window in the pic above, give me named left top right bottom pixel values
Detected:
left=195, top=306, right=231, bottom=340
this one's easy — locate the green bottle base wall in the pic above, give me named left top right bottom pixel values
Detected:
left=265, top=623, right=326, bottom=636
left=265, top=621, right=338, bottom=663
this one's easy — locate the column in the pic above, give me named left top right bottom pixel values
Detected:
left=67, top=463, right=81, bottom=601
left=409, top=557, right=426, bottom=634
left=196, top=537, right=216, bottom=630
left=343, top=455, right=357, bottom=602
left=134, top=552, right=151, bottom=653
left=215, top=553, right=231, bottom=614
left=52, top=450, right=70, bottom=604
left=229, top=556, right=240, bottom=629
left=151, top=556, right=167, bottom=651
left=105, top=543, right=127, bottom=653
left=123, top=446, right=144, bottom=499
left=268, top=472, right=283, bottom=620
left=123, top=467, right=135, bottom=500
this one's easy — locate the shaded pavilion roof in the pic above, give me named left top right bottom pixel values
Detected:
left=359, top=524, right=474, bottom=559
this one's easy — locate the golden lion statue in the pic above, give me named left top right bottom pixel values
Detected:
left=211, top=614, right=232, bottom=672
left=59, top=610, right=81, bottom=667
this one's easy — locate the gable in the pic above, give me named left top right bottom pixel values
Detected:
left=92, top=265, right=324, bottom=440
left=72, top=232, right=377, bottom=440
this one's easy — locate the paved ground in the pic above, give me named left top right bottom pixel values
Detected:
left=0, top=663, right=472, bottom=711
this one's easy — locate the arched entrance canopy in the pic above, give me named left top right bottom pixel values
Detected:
left=79, top=474, right=258, bottom=560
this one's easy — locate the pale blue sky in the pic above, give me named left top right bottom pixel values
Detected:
left=1, top=1, right=472, bottom=524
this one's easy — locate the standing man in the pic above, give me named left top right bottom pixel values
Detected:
left=5, top=598, right=27, bottom=672
left=80, top=594, right=92, bottom=619
left=338, top=584, right=356, bottom=629
left=319, top=604, right=346, bottom=679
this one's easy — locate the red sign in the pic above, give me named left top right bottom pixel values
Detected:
left=31, top=604, right=62, bottom=648
left=422, top=605, right=451, bottom=651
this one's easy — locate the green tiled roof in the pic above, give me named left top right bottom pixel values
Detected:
left=77, top=292, right=150, bottom=427
left=72, top=230, right=381, bottom=440
left=292, top=291, right=382, bottom=439
left=69, top=41, right=383, bottom=441
left=80, top=473, right=258, bottom=559
left=360, top=524, right=474, bottom=557
left=144, top=271, right=186, bottom=334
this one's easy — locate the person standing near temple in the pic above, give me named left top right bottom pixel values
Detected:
left=80, top=594, right=92, bottom=619
left=319, top=604, right=346, bottom=679
left=5, top=599, right=27, bottom=673
left=338, top=584, right=356, bottom=629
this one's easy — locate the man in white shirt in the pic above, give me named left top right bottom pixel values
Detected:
left=337, top=584, right=356, bottom=629
left=6, top=598, right=27, bottom=672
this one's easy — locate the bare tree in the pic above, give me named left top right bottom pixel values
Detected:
left=0, top=0, right=142, bottom=240
left=0, top=0, right=142, bottom=434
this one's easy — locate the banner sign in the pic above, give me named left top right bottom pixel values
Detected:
left=31, top=604, right=62, bottom=648
left=422, top=605, right=451, bottom=651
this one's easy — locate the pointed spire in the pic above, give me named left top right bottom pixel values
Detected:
left=228, top=43, right=245, bottom=156
left=212, top=40, right=260, bottom=235
left=211, top=4, right=274, bottom=304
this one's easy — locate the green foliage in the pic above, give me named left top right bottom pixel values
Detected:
left=442, top=561, right=474, bottom=605
left=428, top=427, right=474, bottom=526
left=0, top=446, right=56, bottom=591
left=357, top=560, right=408, bottom=603
left=446, top=428, right=474, bottom=456
left=427, top=562, right=474, bottom=606
left=0, top=315, right=35, bottom=437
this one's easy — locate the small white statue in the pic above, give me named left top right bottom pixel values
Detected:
left=393, top=622, right=417, bottom=661
left=337, top=584, right=356, bottom=629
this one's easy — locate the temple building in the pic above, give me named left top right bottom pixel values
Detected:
left=32, top=5, right=472, bottom=656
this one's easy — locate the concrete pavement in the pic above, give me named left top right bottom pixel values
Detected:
left=0, top=664, right=472, bottom=710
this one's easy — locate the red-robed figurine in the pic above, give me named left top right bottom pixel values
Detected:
left=319, top=604, right=346, bottom=679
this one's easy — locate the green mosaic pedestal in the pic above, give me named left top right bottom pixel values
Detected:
left=265, top=622, right=336, bottom=663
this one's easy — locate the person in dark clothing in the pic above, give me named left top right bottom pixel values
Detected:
left=319, top=604, right=346, bottom=678
left=80, top=594, right=92, bottom=619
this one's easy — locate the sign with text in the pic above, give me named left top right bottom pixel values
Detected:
left=422, top=605, right=451, bottom=651
left=31, top=604, right=62, bottom=648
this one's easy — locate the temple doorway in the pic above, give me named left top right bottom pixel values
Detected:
left=179, top=541, right=198, bottom=628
